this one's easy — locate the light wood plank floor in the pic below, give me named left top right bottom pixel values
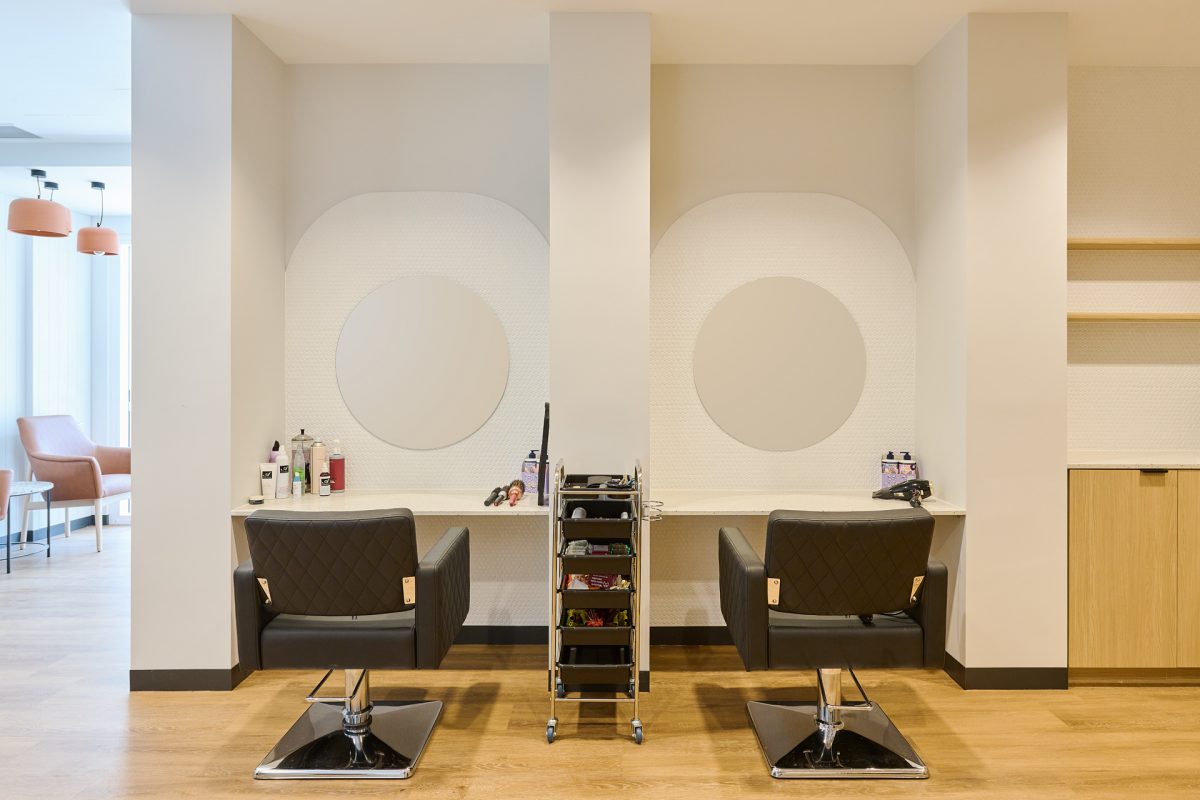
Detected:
left=2, top=526, right=1199, bottom=799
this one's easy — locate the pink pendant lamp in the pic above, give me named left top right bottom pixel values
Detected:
left=7, top=169, right=72, bottom=238
left=77, top=181, right=119, bottom=256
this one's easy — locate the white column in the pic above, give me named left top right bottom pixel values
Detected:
left=131, top=15, right=285, bottom=685
left=916, top=14, right=1068, bottom=681
left=548, top=13, right=650, bottom=472
left=132, top=14, right=236, bottom=680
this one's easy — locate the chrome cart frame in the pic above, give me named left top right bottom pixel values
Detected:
left=546, top=461, right=647, bottom=744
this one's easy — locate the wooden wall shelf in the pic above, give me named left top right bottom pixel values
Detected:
left=1069, top=312, right=1200, bottom=322
left=1068, top=238, right=1200, bottom=251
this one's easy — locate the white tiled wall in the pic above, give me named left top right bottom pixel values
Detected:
left=285, top=192, right=548, bottom=491
left=649, top=192, right=916, bottom=493
left=1068, top=67, right=1200, bottom=451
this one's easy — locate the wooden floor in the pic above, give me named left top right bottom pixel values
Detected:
left=3, top=526, right=1199, bottom=799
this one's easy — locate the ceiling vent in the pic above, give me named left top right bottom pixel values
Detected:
left=0, top=125, right=41, bottom=139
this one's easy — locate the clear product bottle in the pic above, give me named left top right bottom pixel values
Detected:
left=290, top=429, right=313, bottom=494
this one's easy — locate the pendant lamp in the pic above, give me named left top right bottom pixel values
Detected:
left=77, top=181, right=119, bottom=256
left=7, top=169, right=72, bottom=238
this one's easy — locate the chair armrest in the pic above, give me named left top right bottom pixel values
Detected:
left=94, top=445, right=131, bottom=475
left=27, top=453, right=102, bottom=501
left=718, top=527, right=769, bottom=670
left=416, top=526, right=470, bottom=669
left=908, top=559, right=947, bottom=669
left=234, top=560, right=276, bottom=673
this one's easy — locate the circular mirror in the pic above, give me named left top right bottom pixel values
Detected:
left=335, top=276, right=510, bottom=450
left=693, top=276, right=866, bottom=451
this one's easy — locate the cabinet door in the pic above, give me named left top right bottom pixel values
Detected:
left=1178, top=472, right=1200, bottom=667
left=1068, top=469, right=1177, bottom=668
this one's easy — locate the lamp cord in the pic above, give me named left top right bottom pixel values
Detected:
left=98, top=188, right=104, bottom=227
left=34, top=173, right=42, bottom=200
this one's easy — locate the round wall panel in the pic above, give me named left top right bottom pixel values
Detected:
left=693, top=276, right=866, bottom=451
left=335, top=275, right=510, bottom=450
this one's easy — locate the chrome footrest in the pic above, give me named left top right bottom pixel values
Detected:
left=746, top=700, right=928, bottom=779
left=255, top=700, right=442, bottom=780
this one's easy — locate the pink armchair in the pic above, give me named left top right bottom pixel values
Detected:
left=17, top=415, right=131, bottom=552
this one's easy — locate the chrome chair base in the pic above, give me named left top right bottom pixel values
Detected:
left=254, top=699, right=442, bottom=779
left=746, top=700, right=928, bottom=779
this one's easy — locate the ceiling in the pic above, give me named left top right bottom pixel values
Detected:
left=0, top=1, right=131, bottom=142
left=2, top=0, right=1197, bottom=157
left=128, top=0, right=1200, bottom=66
left=0, top=167, right=132, bottom=216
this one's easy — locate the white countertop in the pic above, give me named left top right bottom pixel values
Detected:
left=234, top=489, right=965, bottom=518
left=654, top=491, right=965, bottom=517
left=1068, top=450, right=1200, bottom=469
left=232, top=491, right=548, bottom=518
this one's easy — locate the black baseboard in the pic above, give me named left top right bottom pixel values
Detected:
left=5, top=514, right=98, bottom=544
left=945, top=653, right=1067, bottom=690
left=456, top=625, right=547, bottom=645
left=650, top=626, right=731, bottom=646
left=130, top=665, right=248, bottom=692
left=639, top=670, right=649, bottom=692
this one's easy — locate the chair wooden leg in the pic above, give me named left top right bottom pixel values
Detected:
left=94, top=500, right=103, bottom=552
left=60, top=507, right=71, bottom=548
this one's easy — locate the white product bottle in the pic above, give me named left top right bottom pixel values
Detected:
left=259, top=463, right=277, bottom=499
left=275, top=450, right=291, bottom=499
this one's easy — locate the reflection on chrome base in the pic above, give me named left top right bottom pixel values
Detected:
left=254, top=699, right=442, bottom=780
left=746, top=700, right=928, bottom=779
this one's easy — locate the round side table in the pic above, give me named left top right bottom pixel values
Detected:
left=6, top=481, right=53, bottom=574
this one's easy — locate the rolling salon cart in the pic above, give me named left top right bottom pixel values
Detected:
left=546, top=462, right=651, bottom=744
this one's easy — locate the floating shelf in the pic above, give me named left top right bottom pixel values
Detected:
left=1068, top=238, right=1200, bottom=251
left=1068, top=312, right=1200, bottom=322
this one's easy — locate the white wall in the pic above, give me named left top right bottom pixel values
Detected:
left=548, top=13, right=650, bottom=472
left=915, top=19, right=970, bottom=661
left=285, top=64, right=548, bottom=258
left=650, top=192, right=915, bottom=493
left=1067, top=67, right=1200, bottom=452
left=916, top=14, right=1068, bottom=672
left=1, top=202, right=117, bottom=532
left=285, top=192, right=547, bottom=491
left=0, top=200, right=30, bottom=477
left=231, top=20, right=286, bottom=504
left=650, top=65, right=914, bottom=258
left=132, top=14, right=237, bottom=675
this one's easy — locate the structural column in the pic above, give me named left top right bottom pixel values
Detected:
left=131, top=15, right=284, bottom=689
left=916, top=13, right=1068, bottom=688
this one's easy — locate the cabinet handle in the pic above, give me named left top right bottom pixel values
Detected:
left=1139, top=468, right=1169, bottom=474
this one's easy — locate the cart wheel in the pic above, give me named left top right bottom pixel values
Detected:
left=632, top=721, right=643, bottom=745
left=547, top=722, right=556, bottom=743
left=556, top=680, right=565, bottom=698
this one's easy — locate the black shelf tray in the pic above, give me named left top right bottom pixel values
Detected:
left=560, top=499, right=636, bottom=539
left=560, top=587, right=632, bottom=609
left=560, top=549, right=634, bottom=574
left=558, top=615, right=633, bottom=647
left=557, top=644, right=632, bottom=686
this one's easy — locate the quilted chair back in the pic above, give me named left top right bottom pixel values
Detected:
left=245, top=509, right=418, bottom=616
left=765, top=508, right=934, bottom=616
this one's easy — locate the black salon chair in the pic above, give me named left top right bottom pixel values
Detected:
left=718, top=508, right=945, bottom=779
left=234, top=509, right=469, bottom=779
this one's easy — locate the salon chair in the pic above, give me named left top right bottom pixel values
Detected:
left=235, top=509, right=469, bottom=779
left=718, top=508, right=945, bottom=779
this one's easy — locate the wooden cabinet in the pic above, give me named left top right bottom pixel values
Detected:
left=1178, top=472, right=1200, bottom=667
left=1068, top=469, right=1178, bottom=668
